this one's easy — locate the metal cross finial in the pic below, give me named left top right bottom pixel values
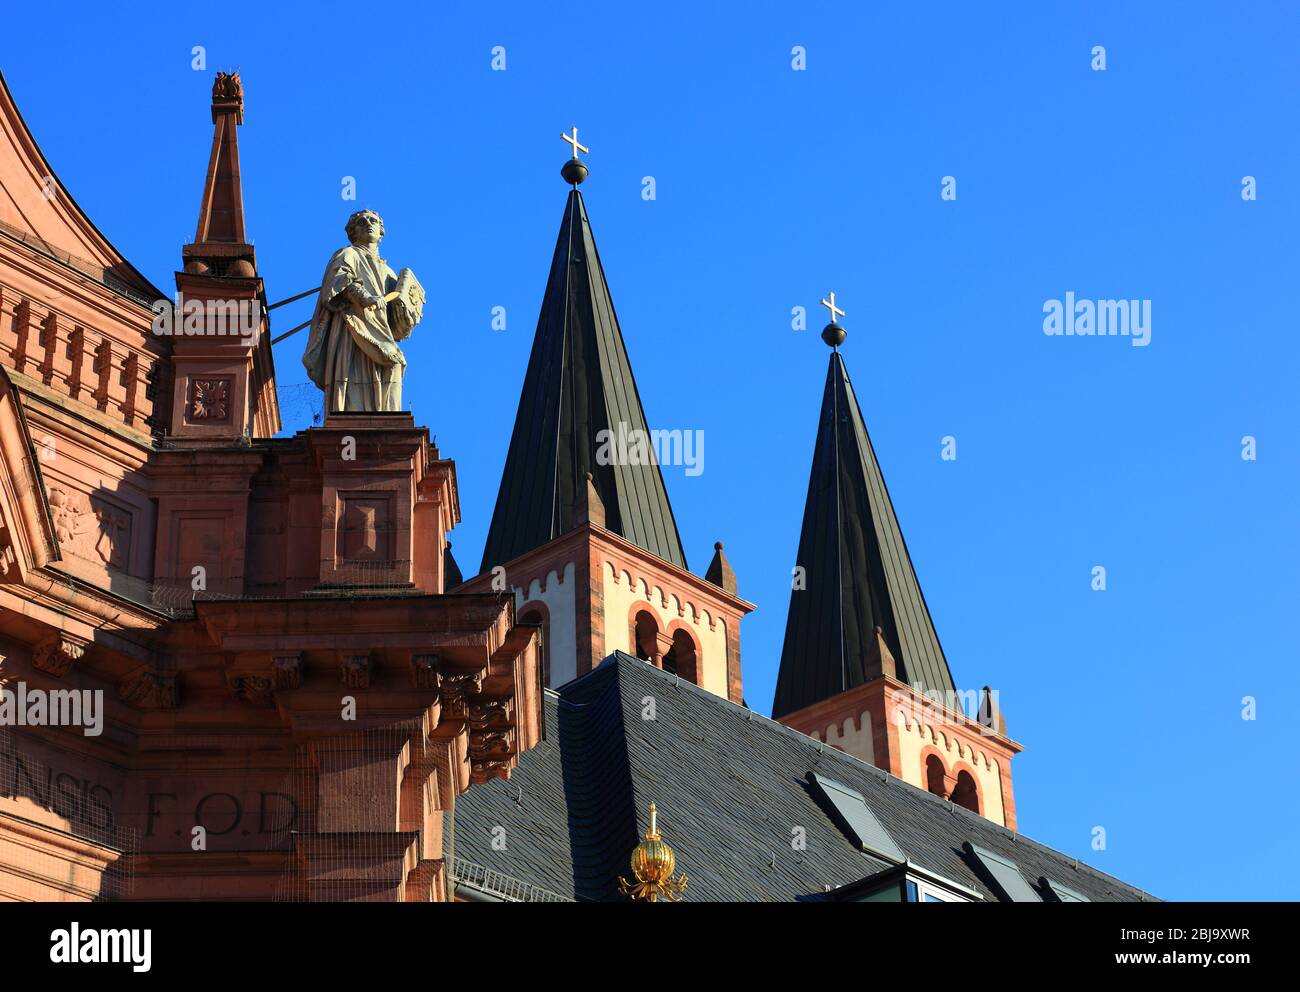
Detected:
left=820, top=291, right=845, bottom=324
left=561, top=126, right=589, bottom=159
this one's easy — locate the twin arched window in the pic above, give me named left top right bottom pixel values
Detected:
left=632, top=609, right=699, bottom=686
left=925, top=753, right=979, bottom=815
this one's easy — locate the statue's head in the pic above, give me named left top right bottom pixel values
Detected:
left=345, top=209, right=384, bottom=246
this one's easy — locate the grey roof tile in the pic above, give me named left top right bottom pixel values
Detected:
left=453, top=653, right=1155, bottom=902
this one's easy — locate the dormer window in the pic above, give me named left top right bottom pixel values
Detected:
left=828, top=864, right=980, bottom=903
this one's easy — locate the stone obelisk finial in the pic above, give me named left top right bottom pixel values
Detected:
left=185, top=71, right=254, bottom=277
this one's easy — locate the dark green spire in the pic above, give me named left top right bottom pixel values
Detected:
left=480, top=188, right=687, bottom=574
left=772, top=343, right=957, bottom=719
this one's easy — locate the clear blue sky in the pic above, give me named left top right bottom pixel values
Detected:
left=3, top=1, right=1297, bottom=901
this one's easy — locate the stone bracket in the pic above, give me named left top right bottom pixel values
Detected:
left=119, top=667, right=178, bottom=709
left=32, top=632, right=88, bottom=678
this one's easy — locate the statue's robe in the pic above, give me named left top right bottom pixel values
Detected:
left=302, top=244, right=408, bottom=412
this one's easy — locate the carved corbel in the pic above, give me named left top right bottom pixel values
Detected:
left=120, top=668, right=178, bottom=709
left=230, top=674, right=275, bottom=707
left=469, top=697, right=514, bottom=733
left=469, top=759, right=512, bottom=785
left=341, top=653, right=370, bottom=689
left=440, top=669, right=484, bottom=720
left=468, top=696, right=517, bottom=781
left=469, top=732, right=513, bottom=763
left=273, top=653, right=303, bottom=690
left=32, top=633, right=87, bottom=678
left=411, top=653, right=441, bottom=691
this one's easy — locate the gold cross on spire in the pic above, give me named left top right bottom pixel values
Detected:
left=820, top=291, right=845, bottom=324
left=561, top=126, right=589, bottom=159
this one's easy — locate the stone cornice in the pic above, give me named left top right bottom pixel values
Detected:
left=0, top=227, right=162, bottom=323
left=192, top=594, right=518, bottom=672
left=781, top=675, right=1024, bottom=755
left=13, top=380, right=156, bottom=460
left=465, top=522, right=757, bottom=615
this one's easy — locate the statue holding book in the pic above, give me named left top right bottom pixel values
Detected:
left=302, top=210, right=425, bottom=412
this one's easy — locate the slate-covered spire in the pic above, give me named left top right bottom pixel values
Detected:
left=772, top=309, right=957, bottom=719
left=480, top=150, right=686, bottom=574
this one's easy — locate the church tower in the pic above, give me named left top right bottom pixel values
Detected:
left=459, top=134, right=752, bottom=700
left=772, top=302, right=1021, bottom=828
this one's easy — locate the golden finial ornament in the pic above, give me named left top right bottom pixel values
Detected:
left=618, top=803, right=688, bottom=902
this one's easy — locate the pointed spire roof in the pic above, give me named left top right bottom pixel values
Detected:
left=772, top=340, right=957, bottom=720
left=480, top=187, right=687, bottom=573
left=193, top=72, right=246, bottom=245
left=183, top=72, right=255, bottom=277
left=444, top=540, right=464, bottom=590
left=705, top=542, right=737, bottom=596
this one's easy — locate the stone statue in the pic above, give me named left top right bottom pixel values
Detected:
left=302, top=210, right=425, bottom=412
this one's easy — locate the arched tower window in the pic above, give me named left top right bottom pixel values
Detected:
left=519, top=606, right=548, bottom=688
left=662, top=628, right=699, bottom=685
left=633, top=610, right=659, bottom=665
left=950, top=769, right=980, bottom=814
left=925, top=754, right=948, bottom=799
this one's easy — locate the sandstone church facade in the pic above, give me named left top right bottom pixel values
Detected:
left=0, top=72, right=1150, bottom=903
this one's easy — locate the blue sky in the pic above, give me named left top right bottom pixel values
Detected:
left=3, top=1, right=1297, bottom=901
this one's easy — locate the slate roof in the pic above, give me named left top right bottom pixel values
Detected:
left=479, top=189, right=687, bottom=575
left=772, top=349, right=958, bottom=719
left=453, top=652, right=1155, bottom=902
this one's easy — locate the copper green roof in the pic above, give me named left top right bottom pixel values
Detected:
left=772, top=349, right=957, bottom=719
left=480, top=190, right=686, bottom=574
